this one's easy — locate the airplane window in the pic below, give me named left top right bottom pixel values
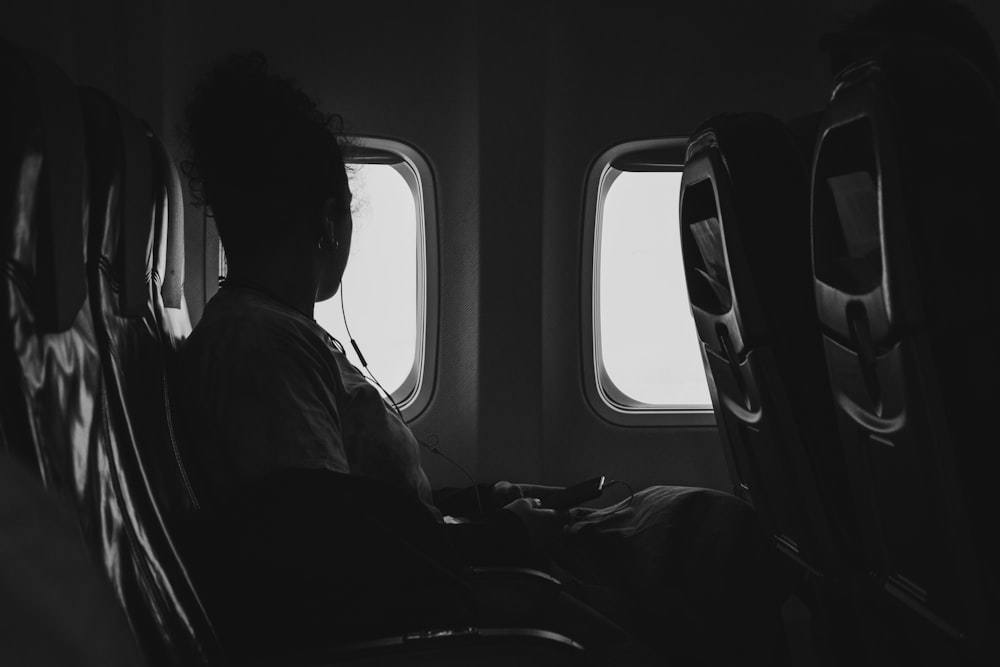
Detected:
left=218, top=137, right=437, bottom=415
left=315, top=162, right=417, bottom=399
left=584, top=138, right=714, bottom=426
left=599, top=170, right=711, bottom=406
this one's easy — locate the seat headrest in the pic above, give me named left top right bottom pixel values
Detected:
left=80, top=88, right=154, bottom=319
left=4, top=45, right=87, bottom=333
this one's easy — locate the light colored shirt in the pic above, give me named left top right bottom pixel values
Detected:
left=178, top=285, right=436, bottom=515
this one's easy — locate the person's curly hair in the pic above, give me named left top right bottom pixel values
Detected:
left=181, top=52, right=350, bottom=256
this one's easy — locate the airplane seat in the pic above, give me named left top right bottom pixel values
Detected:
left=0, top=34, right=159, bottom=665
left=147, top=122, right=197, bottom=460
left=149, top=131, right=193, bottom=349
left=811, top=42, right=1000, bottom=666
left=0, top=39, right=98, bottom=489
left=679, top=111, right=864, bottom=661
left=79, top=86, right=222, bottom=667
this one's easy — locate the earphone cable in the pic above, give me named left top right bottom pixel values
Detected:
left=339, top=282, right=482, bottom=513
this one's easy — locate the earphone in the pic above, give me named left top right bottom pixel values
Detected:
left=318, top=232, right=338, bottom=253
left=337, top=278, right=484, bottom=513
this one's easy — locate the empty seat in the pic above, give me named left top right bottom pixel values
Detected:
left=679, top=111, right=865, bottom=662
left=0, top=33, right=167, bottom=666
left=811, top=42, right=1000, bottom=666
left=0, top=39, right=97, bottom=488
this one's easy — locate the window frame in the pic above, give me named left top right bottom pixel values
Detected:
left=207, top=135, right=438, bottom=420
left=581, top=137, right=715, bottom=427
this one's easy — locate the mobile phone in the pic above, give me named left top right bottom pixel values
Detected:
left=537, top=476, right=606, bottom=510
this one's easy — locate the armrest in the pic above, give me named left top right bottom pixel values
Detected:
left=248, top=627, right=590, bottom=667
left=464, top=565, right=562, bottom=589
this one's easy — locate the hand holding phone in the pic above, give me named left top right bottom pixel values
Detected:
left=537, top=476, right=606, bottom=510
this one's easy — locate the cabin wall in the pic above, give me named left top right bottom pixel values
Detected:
left=476, top=3, right=548, bottom=484
left=5, top=0, right=1000, bottom=493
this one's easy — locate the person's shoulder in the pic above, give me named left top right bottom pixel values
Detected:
left=181, top=287, right=324, bottom=366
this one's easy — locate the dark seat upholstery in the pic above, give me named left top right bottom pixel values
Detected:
left=0, top=38, right=97, bottom=489
left=811, top=43, right=1000, bottom=666
left=0, top=33, right=168, bottom=665
left=679, top=111, right=865, bottom=661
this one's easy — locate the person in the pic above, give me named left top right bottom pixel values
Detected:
left=176, top=52, right=785, bottom=666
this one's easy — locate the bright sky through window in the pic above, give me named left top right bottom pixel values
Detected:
left=314, top=163, right=417, bottom=397
left=599, top=171, right=711, bottom=407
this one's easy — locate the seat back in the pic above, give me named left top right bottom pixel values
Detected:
left=0, top=35, right=185, bottom=662
left=679, top=112, right=857, bottom=584
left=0, top=39, right=99, bottom=490
left=811, top=44, right=1000, bottom=665
left=80, top=87, right=220, bottom=667
left=150, top=123, right=193, bottom=349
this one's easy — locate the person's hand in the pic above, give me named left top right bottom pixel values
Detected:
left=502, top=496, right=569, bottom=548
left=492, top=481, right=565, bottom=506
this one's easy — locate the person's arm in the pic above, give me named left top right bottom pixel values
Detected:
left=434, top=481, right=567, bottom=517
left=491, top=481, right=566, bottom=506
left=433, top=483, right=496, bottom=517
